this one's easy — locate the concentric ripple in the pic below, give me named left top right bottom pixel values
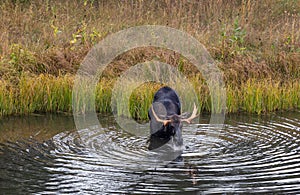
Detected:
left=0, top=112, right=300, bottom=194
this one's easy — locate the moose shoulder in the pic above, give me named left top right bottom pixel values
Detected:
left=148, top=86, right=198, bottom=150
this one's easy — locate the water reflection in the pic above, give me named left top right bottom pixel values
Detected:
left=0, top=112, right=300, bottom=194
left=0, top=113, right=75, bottom=143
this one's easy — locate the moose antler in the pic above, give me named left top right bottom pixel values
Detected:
left=151, top=103, right=199, bottom=125
left=181, top=103, right=199, bottom=124
left=151, top=106, right=171, bottom=126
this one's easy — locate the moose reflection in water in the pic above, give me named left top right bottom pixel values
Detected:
left=148, top=86, right=198, bottom=151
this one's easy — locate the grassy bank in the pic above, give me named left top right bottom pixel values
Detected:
left=0, top=0, right=299, bottom=119
left=0, top=74, right=299, bottom=120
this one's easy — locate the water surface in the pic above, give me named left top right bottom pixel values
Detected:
left=0, top=112, right=300, bottom=194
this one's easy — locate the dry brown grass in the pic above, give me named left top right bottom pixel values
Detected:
left=0, top=0, right=299, bottom=81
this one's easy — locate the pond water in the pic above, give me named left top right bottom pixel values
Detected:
left=0, top=112, right=300, bottom=194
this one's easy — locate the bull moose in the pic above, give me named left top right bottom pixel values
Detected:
left=148, top=86, right=198, bottom=150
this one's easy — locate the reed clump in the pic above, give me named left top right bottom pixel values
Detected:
left=0, top=74, right=73, bottom=116
left=227, top=80, right=300, bottom=114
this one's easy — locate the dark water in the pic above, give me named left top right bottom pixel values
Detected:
left=0, top=112, right=300, bottom=194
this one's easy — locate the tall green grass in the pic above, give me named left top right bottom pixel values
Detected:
left=95, top=78, right=113, bottom=113
left=18, top=74, right=73, bottom=113
left=0, top=74, right=73, bottom=116
left=128, top=83, right=161, bottom=120
left=1, top=74, right=299, bottom=120
left=227, top=80, right=300, bottom=114
left=0, top=80, right=14, bottom=116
